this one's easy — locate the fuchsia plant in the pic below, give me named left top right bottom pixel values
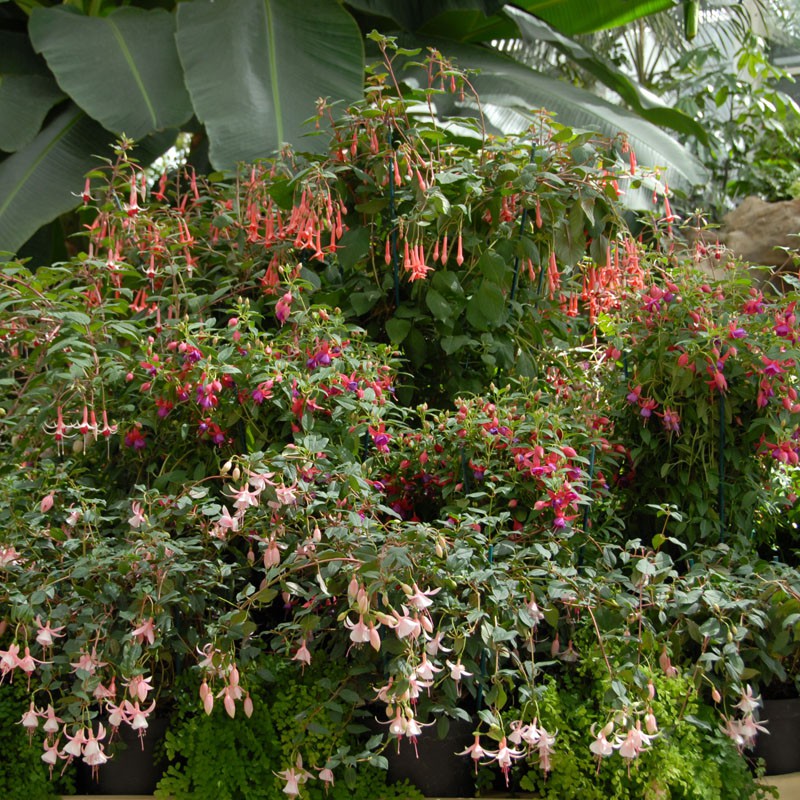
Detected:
left=0, top=47, right=797, bottom=800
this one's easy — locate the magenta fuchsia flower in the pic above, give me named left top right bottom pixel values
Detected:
left=275, top=291, right=293, bottom=325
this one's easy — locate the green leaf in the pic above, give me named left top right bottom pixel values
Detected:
left=176, top=0, right=365, bottom=169
left=467, top=281, right=506, bottom=328
left=506, top=7, right=709, bottom=144
left=425, top=287, right=452, bottom=321
left=514, top=0, right=676, bottom=35
left=385, top=317, right=411, bottom=343
left=29, top=6, right=192, bottom=140
left=0, top=105, right=111, bottom=254
left=0, top=32, right=65, bottom=153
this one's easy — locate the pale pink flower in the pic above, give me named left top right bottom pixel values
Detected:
left=318, top=767, right=335, bottom=788
left=17, top=646, right=46, bottom=674
left=70, top=648, right=106, bottom=676
left=524, top=596, right=545, bottom=627
left=446, top=659, right=472, bottom=683
left=0, top=546, right=22, bottom=567
left=248, top=470, right=275, bottom=492
left=41, top=739, right=59, bottom=776
left=615, top=722, right=654, bottom=759
left=458, top=734, right=488, bottom=773
left=20, top=702, right=38, bottom=742
left=34, top=617, right=65, bottom=648
left=392, top=608, right=422, bottom=639
left=276, top=754, right=310, bottom=796
left=231, top=485, right=260, bottom=511
left=645, top=710, right=658, bottom=735
left=734, top=685, right=761, bottom=715
left=243, top=694, right=254, bottom=718
left=590, top=730, right=614, bottom=758
left=537, top=726, right=557, bottom=773
left=486, top=736, right=524, bottom=786
left=126, top=673, right=154, bottom=701
left=425, top=631, right=452, bottom=656
left=127, top=700, right=155, bottom=732
left=293, top=640, right=312, bottom=668
left=273, top=484, right=297, bottom=506
left=404, top=582, right=440, bottom=610
left=40, top=493, right=55, bottom=513
left=368, top=622, right=381, bottom=652
left=344, top=615, right=371, bottom=644
left=0, top=642, right=21, bottom=675
left=415, top=653, right=442, bottom=683
left=41, top=704, right=62, bottom=734
left=659, top=645, right=678, bottom=678
left=128, top=501, right=146, bottom=528
left=61, top=727, right=87, bottom=760
left=217, top=505, right=239, bottom=533
left=131, top=618, right=156, bottom=646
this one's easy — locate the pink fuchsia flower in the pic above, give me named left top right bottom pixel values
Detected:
left=20, top=702, right=38, bottom=742
left=40, top=493, right=55, bottom=513
left=486, top=736, right=524, bottom=786
left=536, top=726, right=557, bottom=773
left=391, top=608, right=422, bottom=640
left=458, top=734, right=488, bottom=773
left=131, top=619, right=157, bottom=647
left=231, top=485, right=260, bottom=511
left=589, top=725, right=614, bottom=758
left=344, top=614, right=371, bottom=645
left=446, top=659, right=472, bottom=695
left=127, top=700, right=156, bottom=733
left=734, top=685, right=761, bottom=715
left=276, top=754, right=311, bottom=796
left=128, top=501, right=147, bottom=528
left=41, top=704, right=63, bottom=734
left=615, top=721, right=654, bottom=759
left=368, top=423, right=391, bottom=453
left=61, top=727, right=87, bottom=762
left=41, top=739, right=60, bottom=776
left=403, top=582, right=441, bottom=610
left=659, top=645, right=678, bottom=678
left=126, top=673, right=154, bottom=701
left=293, top=639, right=312, bottom=668
left=34, top=617, right=65, bottom=648
left=275, top=291, right=293, bottom=325
left=318, top=767, right=335, bottom=789
left=217, top=505, right=240, bottom=534
left=415, top=653, right=442, bottom=683
left=70, top=648, right=107, bottom=676
left=425, top=631, right=452, bottom=657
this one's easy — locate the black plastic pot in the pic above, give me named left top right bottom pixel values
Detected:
left=382, top=716, right=476, bottom=798
left=75, top=718, right=168, bottom=795
left=754, top=698, right=800, bottom=775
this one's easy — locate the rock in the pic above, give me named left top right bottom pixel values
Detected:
left=718, top=195, right=800, bottom=268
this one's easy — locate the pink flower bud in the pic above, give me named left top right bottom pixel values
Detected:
left=40, top=493, right=54, bottom=514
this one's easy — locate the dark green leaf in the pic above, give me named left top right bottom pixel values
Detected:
left=0, top=105, right=111, bottom=254
left=177, top=0, right=365, bottom=169
left=30, top=6, right=192, bottom=139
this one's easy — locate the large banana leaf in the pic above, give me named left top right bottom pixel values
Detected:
left=29, top=6, right=192, bottom=140
left=398, top=39, right=705, bottom=197
left=516, top=0, right=678, bottom=35
left=176, top=0, right=364, bottom=170
left=505, top=6, right=708, bottom=144
left=0, top=31, right=64, bottom=153
left=348, top=0, right=678, bottom=41
left=343, top=0, right=503, bottom=31
left=0, top=105, right=113, bottom=254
